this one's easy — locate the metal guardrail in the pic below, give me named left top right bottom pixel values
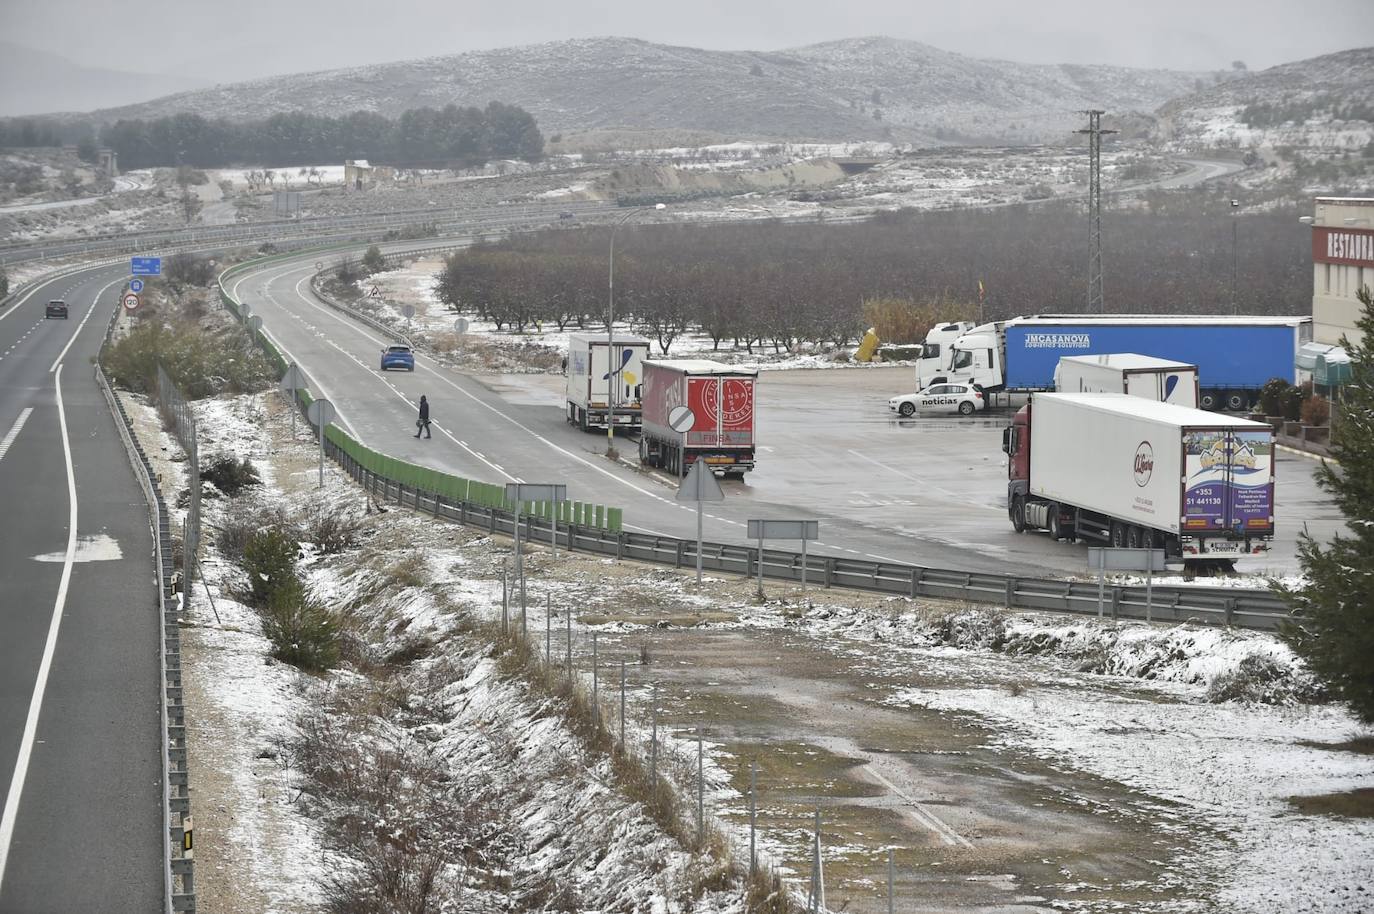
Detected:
left=96, top=300, right=196, bottom=912
left=321, top=434, right=1291, bottom=631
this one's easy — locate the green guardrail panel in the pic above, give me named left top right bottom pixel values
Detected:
left=594, top=504, right=604, bottom=529
left=607, top=507, right=622, bottom=533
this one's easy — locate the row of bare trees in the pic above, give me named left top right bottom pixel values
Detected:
left=434, top=194, right=1312, bottom=353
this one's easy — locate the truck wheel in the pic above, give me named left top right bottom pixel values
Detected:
left=1010, top=495, right=1027, bottom=533
left=1127, top=525, right=1143, bottom=549
left=958, top=400, right=975, bottom=416
left=1047, top=506, right=1063, bottom=541
left=1226, top=392, right=1246, bottom=412
left=1200, top=392, right=1217, bottom=410
left=898, top=401, right=915, bottom=417
left=1110, top=521, right=1127, bottom=548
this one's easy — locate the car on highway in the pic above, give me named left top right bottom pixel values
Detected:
left=45, top=299, right=68, bottom=319
left=380, top=344, right=415, bottom=371
left=888, top=382, right=985, bottom=417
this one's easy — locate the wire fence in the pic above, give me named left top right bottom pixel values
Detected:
left=156, top=364, right=199, bottom=585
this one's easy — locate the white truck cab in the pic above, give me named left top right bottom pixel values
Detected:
left=913, top=321, right=977, bottom=388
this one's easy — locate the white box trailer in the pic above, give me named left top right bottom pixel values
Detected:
left=566, top=333, right=651, bottom=431
left=1004, top=393, right=1275, bottom=564
left=1054, top=353, right=1199, bottom=408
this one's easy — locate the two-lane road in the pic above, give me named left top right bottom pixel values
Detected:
left=0, top=267, right=161, bottom=913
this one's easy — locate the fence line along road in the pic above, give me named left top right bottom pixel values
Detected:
left=316, top=431, right=1291, bottom=631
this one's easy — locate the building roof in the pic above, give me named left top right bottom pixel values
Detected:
left=1010, top=315, right=1310, bottom=328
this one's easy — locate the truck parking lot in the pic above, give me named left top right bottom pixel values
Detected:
left=489, top=365, right=1340, bottom=579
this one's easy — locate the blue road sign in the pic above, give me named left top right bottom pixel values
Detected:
left=129, top=278, right=144, bottom=293
left=131, top=257, right=162, bottom=276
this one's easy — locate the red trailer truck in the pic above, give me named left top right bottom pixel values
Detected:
left=639, top=359, right=758, bottom=477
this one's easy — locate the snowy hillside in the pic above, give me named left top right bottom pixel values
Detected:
left=88, top=36, right=1206, bottom=143
left=1157, top=46, right=1374, bottom=151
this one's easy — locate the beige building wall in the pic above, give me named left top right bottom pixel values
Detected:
left=1311, top=197, right=1374, bottom=346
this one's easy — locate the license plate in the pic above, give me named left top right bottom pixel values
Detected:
left=1204, top=540, right=1241, bottom=555
left=704, top=457, right=734, bottom=464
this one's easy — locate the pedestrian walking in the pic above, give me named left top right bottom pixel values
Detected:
left=414, top=395, right=431, bottom=438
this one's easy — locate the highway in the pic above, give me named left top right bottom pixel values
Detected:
left=229, top=245, right=1333, bottom=579
left=0, top=267, right=161, bottom=912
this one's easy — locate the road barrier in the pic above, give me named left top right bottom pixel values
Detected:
left=219, top=242, right=1296, bottom=633
left=95, top=305, right=196, bottom=911
left=157, top=365, right=200, bottom=586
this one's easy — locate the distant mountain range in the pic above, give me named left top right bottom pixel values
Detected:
left=14, top=37, right=1372, bottom=150
left=83, top=36, right=1208, bottom=144
left=0, top=42, right=207, bottom=117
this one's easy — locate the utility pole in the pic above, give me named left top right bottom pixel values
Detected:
left=1078, top=110, right=1116, bottom=312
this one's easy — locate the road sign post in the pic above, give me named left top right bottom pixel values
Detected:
left=505, top=484, right=568, bottom=610
left=747, top=519, right=820, bottom=599
left=306, top=398, right=337, bottom=488
left=675, top=459, right=724, bottom=585
left=1086, top=547, right=1167, bottom=620
left=279, top=363, right=308, bottom=439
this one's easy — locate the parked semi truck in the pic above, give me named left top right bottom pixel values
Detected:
left=1054, top=353, right=1199, bottom=408
left=566, top=333, right=651, bottom=431
left=639, top=359, right=758, bottom=477
left=1002, top=393, right=1275, bottom=564
left=921, top=315, right=1311, bottom=410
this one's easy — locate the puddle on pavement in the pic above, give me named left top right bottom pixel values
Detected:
left=600, top=624, right=1215, bottom=913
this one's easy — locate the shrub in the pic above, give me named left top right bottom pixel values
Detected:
left=361, top=245, right=386, bottom=275
left=102, top=320, right=273, bottom=398
left=260, top=576, right=339, bottom=673
left=861, top=296, right=977, bottom=345
left=334, top=258, right=360, bottom=285
left=0, top=266, right=8, bottom=300
left=242, top=528, right=300, bottom=607
left=1301, top=393, right=1331, bottom=427
left=165, top=252, right=215, bottom=287
left=1259, top=377, right=1292, bottom=416
left=201, top=453, right=260, bottom=495
left=215, top=502, right=296, bottom=563
left=301, top=500, right=363, bottom=554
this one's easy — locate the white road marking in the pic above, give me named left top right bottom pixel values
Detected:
left=49, top=277, right=123, bottom=372
left=0, top=366, right=79, bottom=888
left=0, top=408, right=33, bottom=462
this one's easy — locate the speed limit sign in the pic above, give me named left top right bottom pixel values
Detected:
left=122, top=292, right=140, bottom=312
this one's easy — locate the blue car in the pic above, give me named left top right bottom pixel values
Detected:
left=380, top=345, right=415, bottom=371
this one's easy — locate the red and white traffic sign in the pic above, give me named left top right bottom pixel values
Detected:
left=122, top=292, right=140, bottom=312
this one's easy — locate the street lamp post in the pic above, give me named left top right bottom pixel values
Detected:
left=1230, top=198, right=1240, bottom=314
left=607, top=203, right=665, bottom=455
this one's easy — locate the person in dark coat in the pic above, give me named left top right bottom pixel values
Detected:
left=414, top=395, right=431, bottom=438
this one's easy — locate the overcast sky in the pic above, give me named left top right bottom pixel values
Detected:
left=9, top=0, right=1374, bottom=83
